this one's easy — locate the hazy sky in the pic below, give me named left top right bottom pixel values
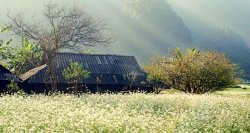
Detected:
left=168, top=0, right=250, bottom=43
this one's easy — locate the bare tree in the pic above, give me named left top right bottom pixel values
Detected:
left=8, top=3, right=112, bottom=93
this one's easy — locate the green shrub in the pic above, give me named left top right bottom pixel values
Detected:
left=144, top=48, right=240, bottom=94
left=6, top=81, right=24, bottom=95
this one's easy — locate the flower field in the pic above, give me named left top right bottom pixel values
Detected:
left=0, top=94, right=249, bottom=133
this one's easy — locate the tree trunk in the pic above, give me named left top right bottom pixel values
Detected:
left=51, top=69, right=57, bottom=93
left=129, top=80, right=134, bottom=90
left=46, top=53, right=57, bottom=93
left=74, top=80, right=78, bottom=95
left=185, top=82, right=192, bottom=93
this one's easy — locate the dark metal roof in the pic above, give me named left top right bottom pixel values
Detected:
left=0, top=65, right=21, bottom=82
left=20, top=65, right=47, bottom=81
left=24, top=53, right=147, bottom=86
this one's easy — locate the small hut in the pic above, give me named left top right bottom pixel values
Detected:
left=21, top=53, right=152, bottom=93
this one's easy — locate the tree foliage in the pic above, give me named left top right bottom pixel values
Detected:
left=1, top=24, right=43, bottom=75
left=0, top=24, right=13, bottom=66
left=8, top=3, right=112, bottom=92
left=8, top=37, right=43, bottom=75
left=143, top=55, right=169, bottom=93
left=6, top=80, right=22, bottom=95
left=144, top=48, right=239, bottom=94
left=63, top=62, right=90, bottom=94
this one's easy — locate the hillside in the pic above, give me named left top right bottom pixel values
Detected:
left=88, top=0, right=193, bottom=63
left=195, top=27, right=250, bottom=79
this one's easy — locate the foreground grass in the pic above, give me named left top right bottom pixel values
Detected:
left=0, top=94, right=250, bottom=133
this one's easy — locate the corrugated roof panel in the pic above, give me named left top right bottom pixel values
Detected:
left=0, top=65, right=21, bottom=82
left=25, top=53, right=147, bottom=86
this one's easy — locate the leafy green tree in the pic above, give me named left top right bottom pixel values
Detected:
left=8, top=37, right=43, bottom=75
left=143, top=55, right=169, bottom=93
left=0, top=24, right=13, bottom=67
left=144, top=48, right=239, bottom=94
left=6, top=80, right=21, bottom=95
left=63, top=62, right=90, bottom=94
left=0, top=25, right=12, bottom=32
left=1, top=24, right=42, bottom=74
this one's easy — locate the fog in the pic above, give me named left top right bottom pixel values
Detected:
left=1, top=0, right=250, bottom=67
left=168, top=0, right=250, bottom=44
left=1, top=0, right=250, bottom=42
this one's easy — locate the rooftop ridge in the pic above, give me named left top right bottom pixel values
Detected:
left=55, top=52, right=135, bottom=58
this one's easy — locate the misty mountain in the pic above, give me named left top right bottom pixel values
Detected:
left=89, top=0, right=193, bottom=63
left=124, top=0, right=193, bottom=48
left=168, top=0, right=250, bottom=44
left=195, top=27, right=250, bottom=79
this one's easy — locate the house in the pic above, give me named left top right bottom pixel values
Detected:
left=20, top=53, right=152, bottom=93
left=0, top=65, right=22, bottom=93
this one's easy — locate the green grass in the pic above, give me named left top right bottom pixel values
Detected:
left=0, top=93, right=249, bottom=132
left=160, top=85, right=250, bottom=97
left=214, top=85, right=250, bottom=97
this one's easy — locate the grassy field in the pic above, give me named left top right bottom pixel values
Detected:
left=0, top=92, right=250, bottom=133
left=213, top=85, right=250, bottom=97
